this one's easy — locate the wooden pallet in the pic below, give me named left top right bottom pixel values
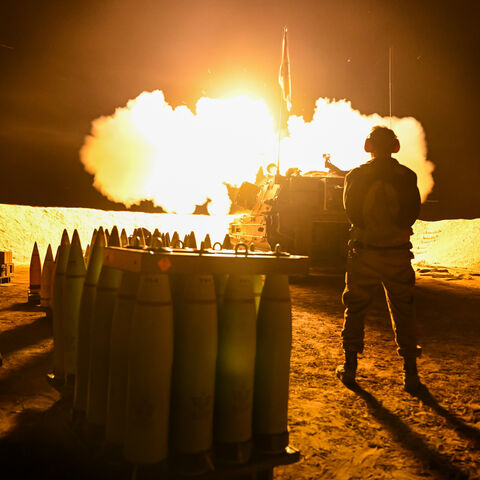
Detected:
left=1, top=262, right=14, bottom=283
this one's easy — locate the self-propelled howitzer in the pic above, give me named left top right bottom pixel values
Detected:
left=229, top=161, right=349, bottom=270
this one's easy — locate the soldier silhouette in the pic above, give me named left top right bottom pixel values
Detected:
left=336, top=126, right=423, bottom=392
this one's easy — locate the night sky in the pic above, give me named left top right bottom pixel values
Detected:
left=1, top=0, right=479, bottom=218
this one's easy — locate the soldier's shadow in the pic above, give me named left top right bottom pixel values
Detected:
left=350, top=383, right=471, bottom=480
left=413, top=385, right=480, bottom=449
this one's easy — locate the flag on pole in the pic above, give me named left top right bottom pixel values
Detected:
left=278, top=27, right=292, bottom=112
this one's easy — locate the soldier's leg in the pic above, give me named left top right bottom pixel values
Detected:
left=341, top=250, right=378, bottom=354
left=382, top=254, right=420, bottom=358
left=382, top=252, right=422, bottom=391
left=337, top=250, right=379, bottom=385
left=335, top=250, right=379, bottom=386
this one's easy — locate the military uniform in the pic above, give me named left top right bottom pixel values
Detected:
left=341, top=155, right=421, bottom=358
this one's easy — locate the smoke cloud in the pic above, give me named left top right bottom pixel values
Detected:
left=281, top=98, right=434, bottom=200
left=80, top=91, right=434, bottom=213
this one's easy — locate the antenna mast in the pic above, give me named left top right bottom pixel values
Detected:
left=389, top=46, right=393, bottom=128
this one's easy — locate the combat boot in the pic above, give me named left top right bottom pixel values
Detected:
left=336, top=350, right=357, bottom=386
left=403, top=356, right=422, bottom=393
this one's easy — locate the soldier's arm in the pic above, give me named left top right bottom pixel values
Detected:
left=397, top=169, right=421, bottom=227
left=343, top=169, right=365, bottom=227
left=325, top=157, right=348, bottom=176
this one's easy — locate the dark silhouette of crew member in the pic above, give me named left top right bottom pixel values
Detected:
left=336, top=126, right=423, bottom=392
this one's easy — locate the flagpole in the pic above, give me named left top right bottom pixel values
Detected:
left=389, top=46, right=393, bottom=128
left=277, top=94, right=282, bottom=176
left=277, top=26, right=290, bottom=179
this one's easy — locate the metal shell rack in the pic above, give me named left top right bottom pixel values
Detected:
left=103, top=245, right=310, bottom=275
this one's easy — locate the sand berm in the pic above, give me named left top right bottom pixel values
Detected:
left=0, top=203, right=479, bottom=273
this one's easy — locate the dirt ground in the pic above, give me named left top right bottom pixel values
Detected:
left=1, top=266, right=479, bottom=479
